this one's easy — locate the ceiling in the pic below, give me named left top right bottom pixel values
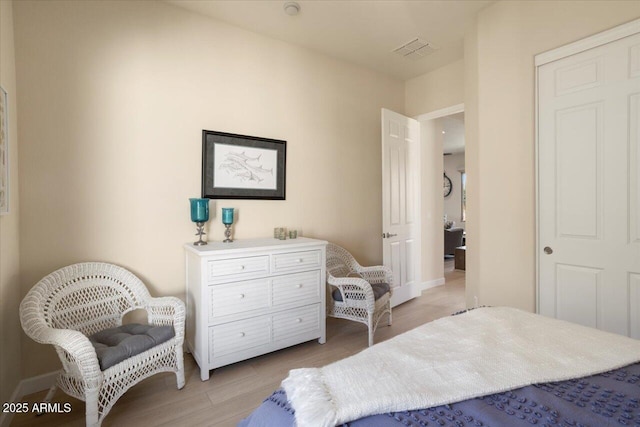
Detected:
left=166, top=0, right=494, bottom=80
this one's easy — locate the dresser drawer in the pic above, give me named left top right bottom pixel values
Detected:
left=272, top=250, right=322, bottom=273
left=209, top=316, right=271, bottom=359
left=273, top=304, right=321, bottom=341
left=272, top=270, right=321, bottom=307
left=207, top=255, right=269, bottom=283
left=208, top=279, right=270, bottom=322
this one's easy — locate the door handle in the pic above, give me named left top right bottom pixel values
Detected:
left=543, top=246, right=553, bottom=255
left=382, top=232, right=398, bottom=238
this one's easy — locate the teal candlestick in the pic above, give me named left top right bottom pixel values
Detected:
left=190, top=198, right=209, bottom=222
left=222, top=208, right=234, bottom=242
left=222, top=208, right=234, bottom=225
left=189, top=198, right=209, bottom=245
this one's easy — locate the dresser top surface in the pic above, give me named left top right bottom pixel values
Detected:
left=184, top=237, right=327, bottom=255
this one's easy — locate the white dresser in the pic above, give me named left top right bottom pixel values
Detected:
left=184, top=237, right=327, bottom=381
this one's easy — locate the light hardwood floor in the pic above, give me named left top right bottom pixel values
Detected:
left=11, top=265, right=465, bottom=427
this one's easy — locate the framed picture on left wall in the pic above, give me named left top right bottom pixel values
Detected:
left=201, top=130, right=286, bottom=200
left=0, top=86, right=8, bottom=215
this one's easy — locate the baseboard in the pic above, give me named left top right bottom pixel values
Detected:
left=1, top=371, right=59, bottom=427
left=0, top=371, right=60, bottom=427
left=0, top=381, right=21, bottom=427
left=0, top=370, right=59, bottom=427
left=421, top=277, right=445, bottom=291
left=16, top=370, right=59, bottom=397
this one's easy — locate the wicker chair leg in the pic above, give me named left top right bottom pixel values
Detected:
left=85, top=389, right=100, bottom=427
left=368, top=313, right=374, bottom=347
left=176, top=349, right=185, bottom=389
left=388, top=304, right=393, bottom=326
left=36, top=384, right=58, bottom=416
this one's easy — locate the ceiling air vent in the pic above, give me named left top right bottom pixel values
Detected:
left=393, top=38, right=437, bottom=60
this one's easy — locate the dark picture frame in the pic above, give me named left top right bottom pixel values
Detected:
left=202, top=130, right=286, bottom=200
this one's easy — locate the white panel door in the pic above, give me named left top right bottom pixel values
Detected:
left=538, top=31, right=640, bottom=337
left=381, top=108, right=420, bottom=307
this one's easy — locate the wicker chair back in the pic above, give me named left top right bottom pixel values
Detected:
left=29, top=263, right=151, bottom=336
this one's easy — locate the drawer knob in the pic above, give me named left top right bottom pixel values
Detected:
left=239, top=265, right=246, bottom=270
left=296, top=284, right=303, bottom=289
left=239, top=332, right=245, bottom=337
left=239, top=294, right=245, bottom=299
left=296, top=318, right=302, bottom=323
left=296, top=258, right=303, bottom=263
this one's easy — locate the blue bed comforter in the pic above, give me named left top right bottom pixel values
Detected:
left=239, top=361, right=640, bottom=427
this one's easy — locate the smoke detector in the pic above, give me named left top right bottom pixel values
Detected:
left=283, top=2, right=300, bottom=16
left=393, top=38, right=437, bottom=60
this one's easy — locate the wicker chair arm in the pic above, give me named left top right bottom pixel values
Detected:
left=357, top=265, right=393, bottom=287
left=328, top=276, right=376, bottom=312
left=20, top=299, right=102, bottom=387
left=145, top=296, right=186, bottom=344
left=40, top=328, right=102, bottom=388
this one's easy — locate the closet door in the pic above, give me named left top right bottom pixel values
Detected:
left=538, top=30, right=640, bottom=338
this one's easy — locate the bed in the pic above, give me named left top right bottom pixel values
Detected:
left=239, top=307, right=640, bottom=427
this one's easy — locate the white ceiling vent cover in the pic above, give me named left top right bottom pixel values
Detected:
left=393, top=38, right=437, bottom=60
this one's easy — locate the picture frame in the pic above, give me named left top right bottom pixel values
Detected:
left=202, top=130, right=286, bottom=200
left=0, top=86, right=8, bottom=215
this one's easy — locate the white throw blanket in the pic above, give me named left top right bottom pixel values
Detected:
left=282, top=307, right=640, bottom=427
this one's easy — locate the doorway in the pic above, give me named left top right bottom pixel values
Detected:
left=441, top=113, right=466, bottom=274
left=415, top=104, right=466, bottom=292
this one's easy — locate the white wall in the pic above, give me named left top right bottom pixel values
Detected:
left=12, top=0, right=637, bottom=383
left=0, top=0, right=22, bottom=408
left=419, top=119, right=444, bottom=286
left=13, top=0, right=404, bottom=377
left=406, top=1, right=640, bottom=312
left=405, top=59, right=464, bottom=118
left=405, top=58, right=465, bottom=288
left=465, top=0, right=640, bottom=310
left=464, top=15, right=480, bottom=309
left=443, top=152, right=465, bottom=229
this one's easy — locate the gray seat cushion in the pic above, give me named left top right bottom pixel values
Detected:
left=332, top=282, right=390, bottom=302
left=89, top=323, right=175, bottom=371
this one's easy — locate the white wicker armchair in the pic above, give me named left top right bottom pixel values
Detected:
left=19, top=262, right=185, bottom=427
left=326, top=243, right=393, bottom=347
